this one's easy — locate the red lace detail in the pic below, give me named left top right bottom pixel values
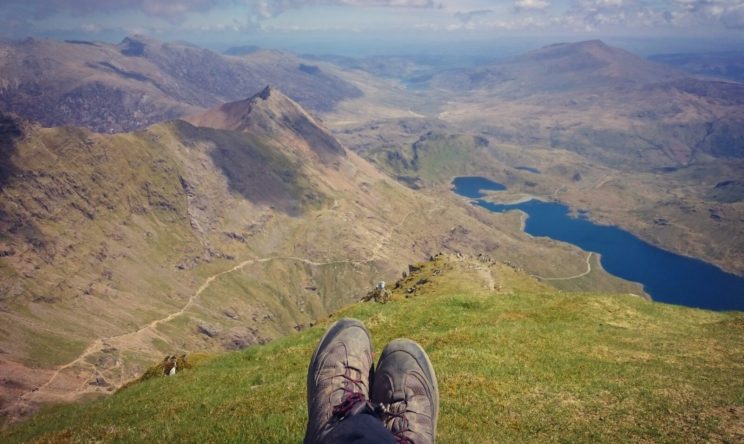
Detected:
left=395, top=435, right=414, bottom=444
left=382, top=402, right=413, bottom=444
left=331, top=371, right=367, bottom=419
left=332, top=391, right=366, bottom=418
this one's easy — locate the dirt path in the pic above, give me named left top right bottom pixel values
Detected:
left=533, top=252, right=594, bottom=281
left=23, top=255, right=375, bottom=403
left=593, top=175, right=614, bottom=190
left=371, top=209, right=416, bottom=260
left=476, top=262, right=496, bottom=291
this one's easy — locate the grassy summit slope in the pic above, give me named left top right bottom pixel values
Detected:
left=5, top=255, right=742, bottom=443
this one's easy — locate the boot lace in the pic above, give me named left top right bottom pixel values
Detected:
left=331, top=371, right=367, bottom=419
left=380, top=401, right=414, bottom=444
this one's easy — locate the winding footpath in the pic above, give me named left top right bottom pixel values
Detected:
left=533, top=252, right=594, bottom=281
left=20, top=207, right=419, bottom=405
left=21, top=256, right=373, bottom=404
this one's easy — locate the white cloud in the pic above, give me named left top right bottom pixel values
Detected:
left=454, top=9, right=494, bottom=23
left=250, top=0, right=438, bottom=19
left=515, top=0, right=551, bottom=10
left=81, top=22, right=102, bottom=32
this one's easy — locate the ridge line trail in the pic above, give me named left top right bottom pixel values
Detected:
left=533, top=252, right=594, bottom=281
left=593, top=175, right=614, bottom=190
left=371, top=209, right=417, bottom=259
left=21, top=254, right=380, bottom=403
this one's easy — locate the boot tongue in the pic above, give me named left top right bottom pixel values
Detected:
left=392, top=389, right=406, bottom=403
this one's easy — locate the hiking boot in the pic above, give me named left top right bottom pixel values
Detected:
left=304, top=318, right=375, bottom=444
left=372, top=339, right=439, bottom=444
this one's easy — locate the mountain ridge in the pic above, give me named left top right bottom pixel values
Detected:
left=432, top=39, right=744, bottom=167
left=0, top=36, right=362, bottom=132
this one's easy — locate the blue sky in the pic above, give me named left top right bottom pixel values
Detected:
left=1, top=1, right=743, bottom=54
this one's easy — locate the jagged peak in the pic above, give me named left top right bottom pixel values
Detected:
left=183, top=85, right=346, bottom=161
left=256, top=85, right=273, bottom=100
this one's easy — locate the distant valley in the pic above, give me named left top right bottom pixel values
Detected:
left=325, top=40, right=744, bottom=276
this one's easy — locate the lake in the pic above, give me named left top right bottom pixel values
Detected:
left=452, top=176, right=744, bottom=311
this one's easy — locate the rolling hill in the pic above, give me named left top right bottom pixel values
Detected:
left=432, top=40, right=744, bottom=168
left=650, top=51, right=744, bottom=83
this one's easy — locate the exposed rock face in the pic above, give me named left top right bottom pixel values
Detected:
left=0, top=36, right=362, bottom=133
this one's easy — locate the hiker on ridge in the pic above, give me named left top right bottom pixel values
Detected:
left=303, top=318, right=439, bottom=444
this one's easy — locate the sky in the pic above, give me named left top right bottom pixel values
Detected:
left=1, top=0, right=743, bottom=55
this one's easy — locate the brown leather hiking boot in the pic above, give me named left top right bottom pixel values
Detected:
left=371, top=339, right=439, bottom=444
left=304, top=318, right=375, bottom=444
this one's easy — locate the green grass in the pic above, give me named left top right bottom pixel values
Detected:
left=3, top=258, right=743, bottom=443
left=367, top=131, right=489, bottom=186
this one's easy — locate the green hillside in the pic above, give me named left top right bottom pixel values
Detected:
left=3, top=255, right=743, bottom=443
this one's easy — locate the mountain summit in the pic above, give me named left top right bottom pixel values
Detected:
left=433, top=39, right=684, bottom=94
left=185, top=86, right=345, bottom=164
left=431, top=39, right=744, bottom=168
left=513, top=39, right=683, bottom=86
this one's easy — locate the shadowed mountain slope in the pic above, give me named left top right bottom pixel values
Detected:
left=0, top=36, right=361, bottom=133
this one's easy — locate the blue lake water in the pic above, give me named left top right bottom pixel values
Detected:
left=451, top=176, right=744, bottom=311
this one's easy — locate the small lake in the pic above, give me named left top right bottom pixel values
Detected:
left=452, top=176, right=744, bottom=311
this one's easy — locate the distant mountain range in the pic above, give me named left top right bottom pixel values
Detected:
left=333, top=39, right=744, bottom=277
left=431, top=40, right=744, bottom=168
left=0, top=36, right=361, bottom=133
left=650, top=51, right=744, bottom=83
